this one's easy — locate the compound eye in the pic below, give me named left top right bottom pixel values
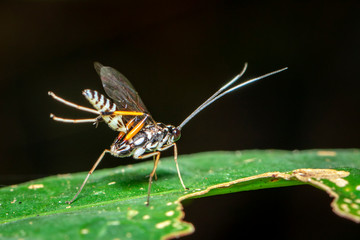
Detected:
left=172, top=128, right=181, bottom=142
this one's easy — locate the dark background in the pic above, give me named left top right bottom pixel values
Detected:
left=1, top=1, right=359, bottom=239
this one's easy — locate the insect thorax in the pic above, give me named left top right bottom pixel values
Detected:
left=110, top=123, right=180, bottom=159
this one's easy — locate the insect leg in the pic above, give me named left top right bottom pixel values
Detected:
left=172, top=143, right=187, bottom=190
left=135, top=151, right=161, bottom=206
left=153, top=155, right=158, bottom=181
left=147, top=152, right=160, bottom=206
left=48, top=91, right=99, bottom=115
left=66, top=149, right=110, bottom=204
left=158, top=143, right=187, bottom=190
left=50, top=113, right=99, bottom=124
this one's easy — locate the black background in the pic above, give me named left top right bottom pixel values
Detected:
left=1, top=1, right=360, bottom=239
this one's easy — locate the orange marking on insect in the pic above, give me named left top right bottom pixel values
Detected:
left=126, top=118, right=136, bottom=130
left=117, top=132, right=125, bottom=140
left=113, top=111, right=144, bottom=116
left=124, top=116, right=147, bottom=141
left=117, top=118, right=137, bottom=140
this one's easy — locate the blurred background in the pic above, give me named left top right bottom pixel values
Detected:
left=1, top=0, right=359, bottom=239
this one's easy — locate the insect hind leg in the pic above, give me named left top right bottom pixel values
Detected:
left=50, top=114, right=100, bottom=124
left=49, top=91, right=102, bottom=125
left=48, top=91, right=99, bottom=115
left=66, top=149, right=111, bottom=204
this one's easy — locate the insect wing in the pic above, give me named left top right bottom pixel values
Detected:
left=94, top=62, right=149, bottom=114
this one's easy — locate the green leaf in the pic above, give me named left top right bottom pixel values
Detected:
left=1, top=149, right=360, bottom=239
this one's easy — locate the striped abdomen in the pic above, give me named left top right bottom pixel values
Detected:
left=83, top=89, right=126, bottom=132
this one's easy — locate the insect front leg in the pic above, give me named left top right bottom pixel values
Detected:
left=158, top=143, right=188, bottom=190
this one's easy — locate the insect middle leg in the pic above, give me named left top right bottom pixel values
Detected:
left=136, top=144, right=188, bottom=206
left=153, top=155, right=158, bottom=181
left=135, top=151, right=161, bottom=206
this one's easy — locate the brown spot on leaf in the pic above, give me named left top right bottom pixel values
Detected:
left=28, top=184, right=44, bottom=190
left=292, top=169, right=349, bottom=187
left=317, top=150, right=337, bottom=157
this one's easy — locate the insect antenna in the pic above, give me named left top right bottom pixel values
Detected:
left=178, top=64, right=288, bottom=129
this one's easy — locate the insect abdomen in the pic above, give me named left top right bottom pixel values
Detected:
left=83, top=89, right=126, bottom=132
left=83, top=89, right=116, bottom=112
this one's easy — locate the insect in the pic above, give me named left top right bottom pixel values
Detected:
left=49, top=62, right=287, bottom=205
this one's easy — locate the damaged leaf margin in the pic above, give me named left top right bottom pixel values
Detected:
left=171, top=168, right=359, bottom=239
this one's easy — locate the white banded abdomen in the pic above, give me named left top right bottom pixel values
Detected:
left=83, top=89, right=126, bottom=132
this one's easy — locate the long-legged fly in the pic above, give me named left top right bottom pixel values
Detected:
left=49, top=62, right=287, bottom=205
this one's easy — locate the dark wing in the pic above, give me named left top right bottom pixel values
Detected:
left=94, top=62, right=149, bottom=114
